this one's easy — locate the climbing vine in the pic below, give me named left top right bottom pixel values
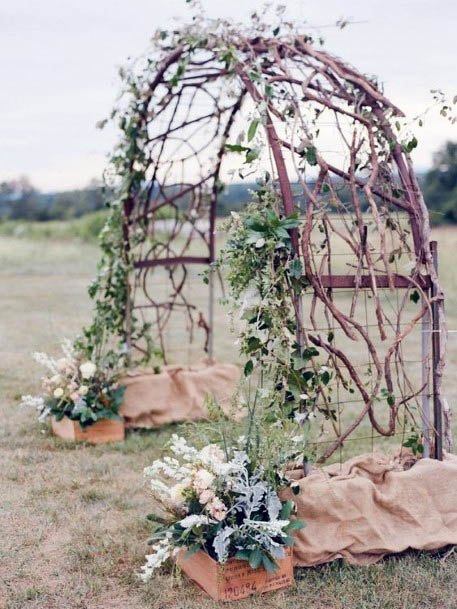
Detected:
left=72, top=3, right=449, bottom=459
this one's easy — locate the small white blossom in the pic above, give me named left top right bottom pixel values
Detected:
left=179, top=514, right=210, bottom=529
left=139, top=536, right=173, bottom=581
left=56, top=358, right=69, bottom=372
left=79, top=361, right=97, bottom=379
left=199, top=444, right=225, bottom=467
left=193, top=469, right=215, bottom=491
left=294, top=412, right=308, bottom=425
left=53, top=387, right=64, bottom=399
left=255, top=237, right=265, bottom=248
left=33, top=351, right=58, bottom=374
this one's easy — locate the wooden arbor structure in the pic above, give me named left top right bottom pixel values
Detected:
left=109, top=24, right=449, bottom=460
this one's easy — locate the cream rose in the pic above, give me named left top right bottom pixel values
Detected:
left=207, top=497, right=227, bottom=521
left=78, top=385, right=89, bottom=396
left=79, top=361, right=97, bottom=379
left=53, top=387, right=64, bottom=399
left=198, top=489, right=215, bottom=505
left=169, top=483, right=187, bottom=505
left=193, top=469, right=215, bottom=491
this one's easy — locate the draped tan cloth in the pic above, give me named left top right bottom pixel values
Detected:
left=119, top=363, right=239, bottom=428
left=284, top=452, right=457, bottom=567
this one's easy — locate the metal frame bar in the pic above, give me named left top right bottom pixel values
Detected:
left=430, top=241, right=443, bottom=460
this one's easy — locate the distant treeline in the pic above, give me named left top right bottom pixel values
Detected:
left=0, top=178, right=104, bottom=222
left=1, top=142, right=456, bottom=224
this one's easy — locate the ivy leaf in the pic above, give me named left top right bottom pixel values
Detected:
left=244, top=360, right=254, bottom=377
left=410, top=290, right=420, bottom=304
left=245, top=148, right=260, bottom=163
left=225, top=144, right=250, bottom=153
left=305, top=146, right=318, bottom=165
left=265, top=83, right=274, bottom=98
left=220, top=49, right=235, bottom=70
left=403, top=137, right=418, bottom=153
left=289, top=258, right=303, bottom=279
left=247, top=119, right=260, bottom=142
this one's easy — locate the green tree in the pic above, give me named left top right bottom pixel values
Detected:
left=423, top=141, right=457, bottom=223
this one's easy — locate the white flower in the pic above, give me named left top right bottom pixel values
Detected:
left=78, top=385, right=89, bottom=396
left=21, top=394, right=45, bottom=410
left=239, top=283, right=261, bottom=318
left=179, top=514, right=210, bottom=529
left=169, top=483, right=188, bottom=505
left=21, top=394, right=49, bottom=421
left=79, top=361, right=97, bottom=379
left=299, top=393, right=309, bottom=400
left=53, top=387, right=64, bottom=399
left=208, top=497, right=227, bottom=521
left=56, top=358, right=69, bottom=372
left=193, top=469, right=215, bottom=491
left=255, top=237, right=265, bottom=248
left=294, top=412, right=308, bottom=425
left=169, top=434, right=199, bottom=461
left=33, top=351, right=58, bottom=374
left=139, top=536, right=173, bottom=581
left=199, top=444, right=225, bottom=467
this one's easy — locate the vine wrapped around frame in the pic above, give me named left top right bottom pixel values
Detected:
left=76, top=4, right=449, bottom=458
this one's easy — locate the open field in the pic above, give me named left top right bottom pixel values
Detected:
left=1, top=226, right=457, bottom=609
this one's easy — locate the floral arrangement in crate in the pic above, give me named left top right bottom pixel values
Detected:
left=140, top=431, right=304, bottom=581
left=22, top=339, right=125, bottom=428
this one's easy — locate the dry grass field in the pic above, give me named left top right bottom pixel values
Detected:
left=1, top=225, right=457, bottom=609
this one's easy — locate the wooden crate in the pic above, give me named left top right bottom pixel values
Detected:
left=176, top=548, right=293, bottom=601
left=51, top=417, right=125, bottom=444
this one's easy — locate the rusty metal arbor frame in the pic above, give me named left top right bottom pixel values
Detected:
left=119, top=31, right=449, bottom=460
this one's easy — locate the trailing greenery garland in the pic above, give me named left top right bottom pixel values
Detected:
left=210, top=180, right=336, bottom=457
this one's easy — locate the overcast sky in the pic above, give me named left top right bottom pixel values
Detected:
left=1, top=0, right=456, bottom=191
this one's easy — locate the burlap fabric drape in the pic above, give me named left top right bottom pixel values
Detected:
left=120, top=363, right=239, bottom=428
left=284, top=453, right=457, bottom=566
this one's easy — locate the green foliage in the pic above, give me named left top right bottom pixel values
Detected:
left=0, top=179, right=105, bottom=222
left=50, top=384, right=125, bottom=429
left=422, top=141, right=457, bottom=224
left=402, top=433, right=424, bottom=456
left=211, top=180, right=334, bottom=455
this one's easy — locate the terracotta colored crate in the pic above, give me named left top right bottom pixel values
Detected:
left=176, top=548, right=293, bottom=601
left=51, top=416, right=125, bottom=444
